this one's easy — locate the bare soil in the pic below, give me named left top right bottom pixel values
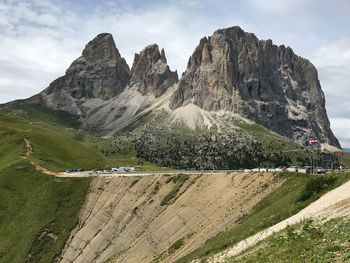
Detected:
left=54, top=172, right=283, bottom=263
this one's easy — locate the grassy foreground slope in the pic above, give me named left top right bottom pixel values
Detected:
left=0, top=161, right=91, bottom=263
left=0, top=112, right=162, bottom=263
left=176, top=172, right=350, bottom=263
left=0, top=115, right=92, bottom=262
left=229, top=217, right=350, bottom=263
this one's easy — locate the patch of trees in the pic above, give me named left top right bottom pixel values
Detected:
left=134, top=126, right=294, bottom=169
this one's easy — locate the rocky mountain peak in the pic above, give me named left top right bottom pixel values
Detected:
left=41, top=33, right=130, bottom=115
left=130, top=44, right=178, bottom=97
left=82, top=33, right=120, bottom=62
left=170, top=26, right=340, bottom=147
left=160, top=48, right=167, bottom=63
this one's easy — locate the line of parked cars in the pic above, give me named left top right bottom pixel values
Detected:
left=90, top=167, right=136, bottom=175
left=65, top=168, right=85, bottom=173
left=65, top=166, right=136, bottom=174
left=251, top=166, right=326, bottom=174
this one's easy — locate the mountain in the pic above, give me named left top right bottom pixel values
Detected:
left=42, top=33, right=130, bottom=116
left=0, top=26, right=340, bottom=151
left=170, top=26, right=339, bottom=148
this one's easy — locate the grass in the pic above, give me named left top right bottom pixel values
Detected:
left=0, top=99, right=80, bottom=129
left=0, top=120, right=91, bottom=262
left=0, top=112, right=166, bottom=262
left=235, top=121, right=311, bottom=166
left=168, top=239, right=184, bottom=254
left=129, top=179, right=139, bottom=188
left=0, top=162, right=91, bottom=263
left=229, top=217, right=350, bottom=262
left=161, top=174, right=189, bottom=206
left=297, top=175, right=337, bottom=202
left=175, top=172, right=350, bottom=263
left=0, top=113, right=166, bottom=172
left=341, top=152, right=350, bottom=167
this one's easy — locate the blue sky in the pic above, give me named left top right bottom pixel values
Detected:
left=1, top=0, right=350, bottom=147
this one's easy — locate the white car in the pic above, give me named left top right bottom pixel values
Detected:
left=298, top=166, right=312, bottom=174
left=275, top=166, right=284, bottom=172
left=316, top=167, right=326, bottom=174
left=286, top=166, right=298, bottom=172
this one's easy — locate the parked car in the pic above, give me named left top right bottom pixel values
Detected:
left=275, top=166, right=283, bottom=172
left=316, top=167, right=326, bottom=174
left=298, top=166, right=312, bottom=174
left=65, top=169, right=72, bottom=173
left=252, top=168, right=260, bottom=172
left=259, top=168, right=268, bottom=172
left=286, top=166, right=298, bottom=172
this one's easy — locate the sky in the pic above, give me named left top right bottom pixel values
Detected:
left=0, top=0, right=350, bottom=147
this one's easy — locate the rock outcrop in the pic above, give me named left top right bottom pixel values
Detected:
left=41, top=33, right=130, bottom=115
left=130, top=44, right=178, bottom=97
left=169, top=26, right=339, bottom=147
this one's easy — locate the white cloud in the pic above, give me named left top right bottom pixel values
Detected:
left=330, top=118, right=350, bottom=148
left=310, top=37, right=350, bottom=148
left=248, top=0, right=308, bottom=13
left=0, top=0, right=247, bottom=103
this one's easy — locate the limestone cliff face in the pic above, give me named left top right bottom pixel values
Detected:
left=41, top=33, right=130, bottom=115
left=130, top=44, right=178, bottom=97
left=170, top=26, right=340, bottom=147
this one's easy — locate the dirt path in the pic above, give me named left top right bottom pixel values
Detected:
left=24, top=138, right=33, bottom=156
left=22, top=138, right=62, bottom=176
left=209, top=178, right=350, bottom=263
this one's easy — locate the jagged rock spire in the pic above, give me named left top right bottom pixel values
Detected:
left=130, top=44, right=178, bottom=97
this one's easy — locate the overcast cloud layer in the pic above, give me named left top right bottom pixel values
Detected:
left=1, top=0, right=349, bottom=147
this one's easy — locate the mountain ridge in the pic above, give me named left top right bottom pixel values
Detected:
left=0, top=26, right=341, bottom=149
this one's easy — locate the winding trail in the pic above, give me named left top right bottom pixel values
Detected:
left=22, top=138, right=62, bottom=176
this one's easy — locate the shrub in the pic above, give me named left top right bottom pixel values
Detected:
left=161, top=174, right=189, bottom=206
left=297, top=176, right=336, bottom=202
left=168, top=239, right=184, bottom=254
left=129, top=179, right=139, bottom=188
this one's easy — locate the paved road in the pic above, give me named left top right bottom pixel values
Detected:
left=59, top=169, right=245, bottom=178
left=60, top=169, right=350, bottom=178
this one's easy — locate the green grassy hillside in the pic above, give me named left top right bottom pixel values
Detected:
left=0, top=115, right=90, bottom=262
left=0, top=161, right=91, bottom=263
left=229, top=217, right=350, bottom=262
left=0, top=113, right=163, bottom=172
left=0, top=98, right=80, bottom=128
left=0, top=112, right=163, bottom=263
